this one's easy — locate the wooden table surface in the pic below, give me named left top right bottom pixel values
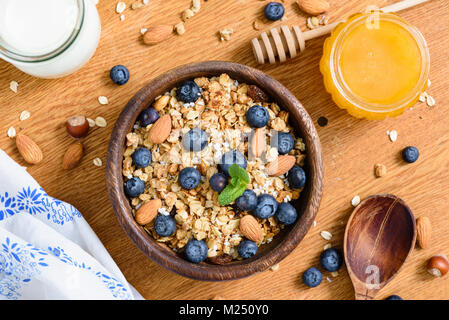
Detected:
left=1, top=0, right=448, bottom=300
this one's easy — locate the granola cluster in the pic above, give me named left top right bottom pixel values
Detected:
left=122, top=74, right=306, bottom=260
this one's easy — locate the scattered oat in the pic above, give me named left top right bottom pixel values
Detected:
left=319, top=14, right=329, bottom=25
left=9, top=81, right=18, bottom=93
left=374, top=163, right=387, bottom=178
left=7, top=126, right=16, bottom=138
left=426, top=94, right=435, bottom=107
left=270, top=264, right=280, bottom=272
left=131, top=1, right=144, bottom=9
left=98, top=96, right=109, bottom=105
left=311, top=16, right=319, bottom=27
left=323, top=243, right=332, bottom=250
left=219, top=28, right=234, bottom=41
left=351, top=195, right=361, bottom=207
left=19, top=110, right=30, bottom=121
left=320, top=230, right=332, bottom=241
left=140, top=28, right=147, bottom=35
left=143, top=0, right=148, bottom=4
left=419, top=92, right=427, bottom=102
left=174, top=22, right=185, bottom=35
left=253, top=18, right=262, bottom=30
left=87, top=118, right=96, bottom=127
left=116, top=1, right=126, bottom=14
left=331, top=271, right=339, bottom=277
left=388, top=130, right=397, bottom=142
left=93, top=157, right=103, bottom=167
left=182, top=8, right=194, bottom=21
left=313, top=220, right=317, bottom=227
left=191, top=0, right=201, bottom=13
left=95, top=116, right=107, bottom=127
left=120, top=14, right=125, bottom=21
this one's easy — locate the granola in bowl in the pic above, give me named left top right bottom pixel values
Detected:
left=122, top=73, right=306, bottom=263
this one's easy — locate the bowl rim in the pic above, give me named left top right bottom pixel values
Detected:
left=106, top=61, right=324, bottom=281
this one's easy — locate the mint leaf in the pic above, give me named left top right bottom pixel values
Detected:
left=228, top=164, right=250, bottom=183
left=218, top=181, right=246, bottom=206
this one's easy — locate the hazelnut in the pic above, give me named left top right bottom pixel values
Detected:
left=427, top=254, right=449, bottom=277
left=66, top=116, right=89, bottom=138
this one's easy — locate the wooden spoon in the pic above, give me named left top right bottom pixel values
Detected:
left=344, top=194, right=416, bottom=300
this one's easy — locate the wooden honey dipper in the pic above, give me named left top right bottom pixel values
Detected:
left=251, top=0, right=430, bottom=64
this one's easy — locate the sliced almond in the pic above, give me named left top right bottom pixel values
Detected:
left=62, top=141, right=84, bottom=170
left=239, top=215, right=263, bottom=243
left=16, top=134, right=43, bottom=164
left=416, top=216, right=431, bottom=249
left=135, top=199, right=162, bottom=225
left=266, top=155, right=296, bottom=176
left=143, top=24, right=173, bottom=45
left=250, top=128, right=266, bottom=158
left=153, top=95, right=170, bottom=111
left=296, top=0, right=330, bottom=15
left=148, top=114, right=172, bottom=144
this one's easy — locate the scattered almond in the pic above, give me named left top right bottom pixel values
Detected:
left=266, top=155, right=296, bottom=176
left=153, top=95, right=170, bottom=111
left=416, top=216, right=431, bottom=249
left=143, top=24, right=173, bottom=45
left=135, top=199, right=162, bottom=225
left=239, top=215, right=264, bottom=243
left=148, top=114, right=172, bottom=144
left=296, top=0, right=330, bottom=15
left=62, top=141, right=84, bottom=170
left=250, top=128, right=266, bottom=158
left=16, top=134, right=43, bottom=164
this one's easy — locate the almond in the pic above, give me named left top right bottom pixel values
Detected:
left=266, top=155, right=296, bottom=176
left=15, top=134, right=43, bottom=164
left=296, top=0, right=330, bottom=15
left=239, top=215, right=263, bottom=243
left=416, top=216, right=431, bottom=249
left=135, top=199, right=161, bottom=225
left=148, top=114, right=172, bottom=144
left=250, top=128, right=266, bottom=158
left=143, top=24, right=173, bottom=45
left=153, top=95, right=170, bottom=111
left=62, top=141, right=84, bottom=170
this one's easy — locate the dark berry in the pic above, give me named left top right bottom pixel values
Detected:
left=177, top=80, right=201, bottom=103
left=254, top=194, right=278, bottom=219
left=386, top=295, right=403, bottom=300
left=220, top=150, right=247, bottom=176
left=276, top=132, right=295, bottom=155
left=246, top=105, right=269, bottom=128
left=131, top=147, right=152, bottom=168
left=235, top=189, right=258, bottom=211
left=402, top=146, right=419, bottom=163
left=185, top=239, right=208, bottom=263
left=275, top=202, right=298, bottom=225
left=154, top=214, right=176, bottom=237
left=302, top=267, right=322, bottom=288
left=110, top=65, right=129, bottom=85
left=320, top=248, right=343, bottom=272
left=178, top=167, right=201, bottom=190
left=138, top=107, right=159, bottom=127
left=238, top=240, right=258, bottom=259
left=317, top=116, right=328, bottom=127
left=264, top=2, right=284, bottom=21
left=209, top=173, right=228, bottom=193
left=182, top=128, right=208, bottom=152
left=288, top=165, right=306, bottom=189
left=124, top=177, right=145, bottom=197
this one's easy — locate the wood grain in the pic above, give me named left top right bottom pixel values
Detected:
left=0, top=0, right=448, bottom=299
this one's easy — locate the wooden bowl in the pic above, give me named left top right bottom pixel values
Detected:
left=106, top=61, right=323, bottom=281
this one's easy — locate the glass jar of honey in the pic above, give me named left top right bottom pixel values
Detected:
left=320, top=11, right=430, bottom=120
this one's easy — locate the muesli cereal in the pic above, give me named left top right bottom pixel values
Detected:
left=122, top=74, right=307, bottom=263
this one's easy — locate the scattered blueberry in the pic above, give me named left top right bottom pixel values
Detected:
left=288, top=165, right=306, bottom=189
left=254, top=194, right=278, bottom=219
left=185, top=239, right=208, bottom=263
left=302, top=267, right=322, bottom=288
left=220, top=150, right=247, bottom=176
left=276, top=132, right=295, bottom=155
left=275, top=202, right=298, bottom=225
left=209, top=173, right=228, bottom=193
left=320, top=248, right=343, bottom=272
left=110, top=65, right=130, bottom=85
left=317, top=116, right=328, bottom=127
left=386, top=295, right=403, bottom=300
left=177, top=80, right=201, bottom=103
left=402, top=146, right=419, bottom=163
left=264, top=2, right=285, bottom=21
left=178, top=167, right=201, bottom=190
left=182, top=128, right=208, bottom=152
left=154, top=214, right=177, bottom=237
left=138, top=107, right=159, bottom=127
left=246, top=105, right=269, bottom=128
left=131, top=147, right=152, bottom=168
left=238, top=240, right=258, bottom=259
left=236, top=189, right=258, bottom=211
left=124, top=177, right=145, bottom=197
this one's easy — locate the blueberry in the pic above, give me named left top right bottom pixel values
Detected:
left=264, top=2, right=284, bottom=21
left=275, top=202, right=298, bottom=225
left=402, top=146, right=419, bottom=163
left=246, top=105, right=269, bottom=128
left=131, top=147, right=152, bottom=168
left=236, top=189, right=258, bottom=211
left=185, top=239, right=208, bottom=263
left=276, top=132, right=295, bottom=155
left=138, top=107, right=159, bottom=127
left=254, top=194, right=278, bottom=219
left=386, top=295, right=403, bottom=300
left=288, top=165, right=306, bottom=189
left=178, top=167, right=201, bottom=190
left=124, top=177, right=145, bottom=197
left=182, top=128, right=208, bottom=152
left=220, top=150, right=247, bottom=176
left=177, top=80, right=201, bottom=103
left=320, top=248, right=343, bottom=272
left=302, top=267, right=322, bottom=288
left=110, top=65, right=129, bottom=85
left=238, top=240, right=258, bottom=259
left=209, top=173, right=228, bottom=193
left=154, top=214, right=176, bottom=237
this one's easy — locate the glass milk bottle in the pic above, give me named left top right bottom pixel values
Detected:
left=0, top=0, right=101, bottom=78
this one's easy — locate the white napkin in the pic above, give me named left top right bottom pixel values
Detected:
left=0, top=149, right=143, bottom=300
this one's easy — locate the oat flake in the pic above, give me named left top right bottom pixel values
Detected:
left=351, top=195, right=361, bottom=207
left=116, top=1, right=126, bottom=14
left=323, top=243, right=332, bottom=250
left=93, top=158, right=103, bottom=167
left=7, top=126, right=16, bottom=138
left=9, top=81, right=18, bottom=93
left=95, top=116, right=107, bottom=127
left=98, top=96, right=108, bottom=105
left=426, top=95, right=435, bottom=107
left=388, top=130, right=397, bottom=142
left=87, top=118, right=96, bottom=127
left=19, top=110, right=30, bottom=121
left=320, top=231, right=332, bottom=241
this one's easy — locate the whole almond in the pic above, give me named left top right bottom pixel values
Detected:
left=135, top=199, right=161, bottom=225
left=266, top=155, right=296, bottom=176
left=153, top=95, right=170, bottom=111
left=143, top=24, right=173, bottom=45
left=16, top=134, right=43, bottom=164
left=62, top=141, right=84, bottom=170
left=416, top=216, right=431, bottom=249
left=239, top=215, right=263, bottom=243
left=250, top=128, right=266, bottom=158
left=148, top=114, right=172, bottom=144
left=296, top=0, right=330, bottom=15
